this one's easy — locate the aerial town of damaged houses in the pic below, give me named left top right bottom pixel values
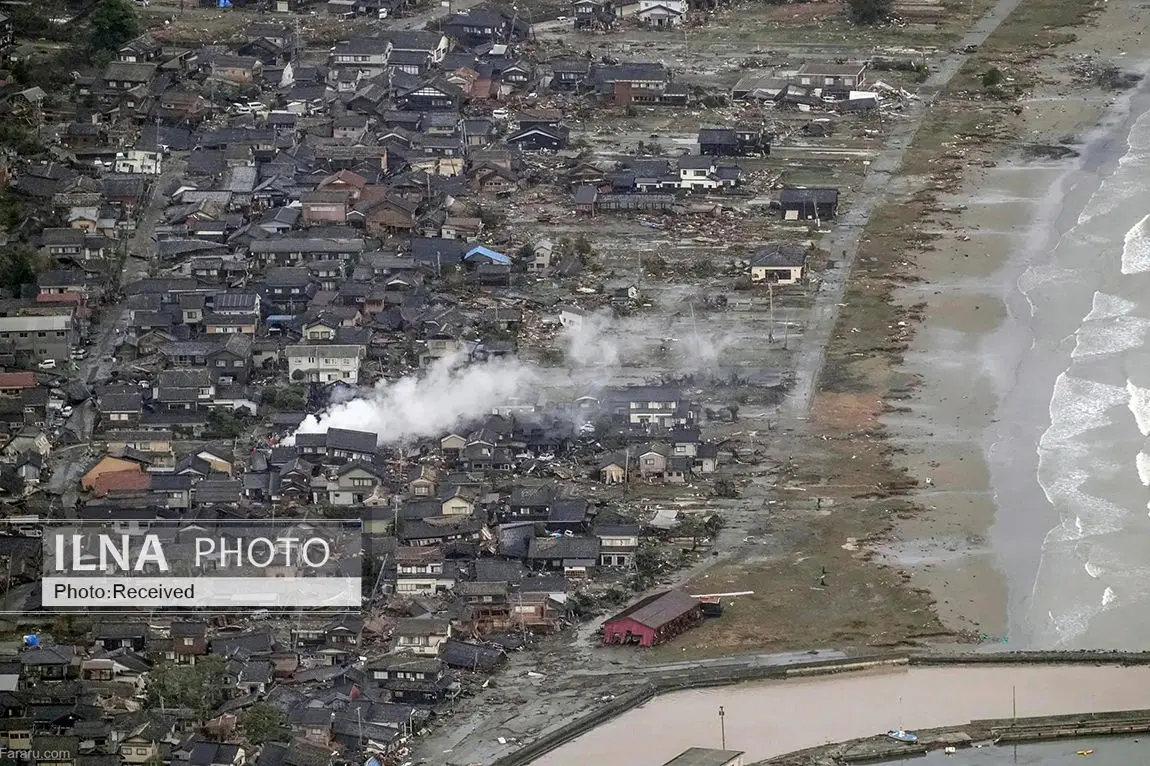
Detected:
left=0, top=0, right=904, bottom=761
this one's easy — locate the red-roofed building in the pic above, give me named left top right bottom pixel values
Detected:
left=0, top=373, right=37, bottom=397
left=35, top=292, right=85, bottom=306
left=90, top=469, right=152, bottom=497
left=601, top=589, right=702, bottom=648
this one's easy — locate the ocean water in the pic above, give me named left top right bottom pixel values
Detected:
left=1019, top=81, right=1150, bottom=648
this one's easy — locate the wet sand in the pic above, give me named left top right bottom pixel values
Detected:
left=534, top=664, right=1150, bottom=766
left=879, top=0, right=1150, bottom=645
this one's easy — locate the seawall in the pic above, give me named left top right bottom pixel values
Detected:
left=488, top=651, right=1150, bottom=766
left=754, top=709, right=1150, bottom=765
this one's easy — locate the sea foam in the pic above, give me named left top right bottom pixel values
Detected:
left=1138, top=452, right=1150, bottom=487
left=1127, top=381, right=1150, bottom=436
left=1122, top=214, right=1150, bottom=275
left=1085, top=291, right=1139, bottom=321
left=1040, top=373, right=1128, bottom=446
left=1071, top=316, right=1150, bottom=358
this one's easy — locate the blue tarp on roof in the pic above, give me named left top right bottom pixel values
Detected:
left=463, top=245, right=511, bottom=265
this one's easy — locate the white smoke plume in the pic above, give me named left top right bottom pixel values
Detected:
left=562, top=308, right=736, bottom=375
left=287, top=353, right=537, bottom=446
left=285, top=309, right=738, bottom=447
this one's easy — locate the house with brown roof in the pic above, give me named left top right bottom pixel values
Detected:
left=300, top=191, right=350, bottom=226
left=349, top=188, right=418, bottom=234
left=81, top=455, right=148, bottom=493
left=601, top=589, right=702, bottom=647
left=0, top=373, right=37, bottom=398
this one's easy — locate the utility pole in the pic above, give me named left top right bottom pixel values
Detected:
left=767, top=282, right=774, bottom=343
left=689, top=302, right=700, bottom=361
left=718, top=706, right=725, bottom=749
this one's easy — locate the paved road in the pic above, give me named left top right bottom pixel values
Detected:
left=81, top=157, right=186, bottom=388
left=395, top=0, right=485, bottom=29
left=782, top=0, right=1027, bottom=419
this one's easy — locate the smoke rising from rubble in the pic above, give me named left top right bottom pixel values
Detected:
left=563, top=308, right=735, bottom=375
left=287, top=309, right=736, bottom=446
left=289, top=353, right=538, bottom=446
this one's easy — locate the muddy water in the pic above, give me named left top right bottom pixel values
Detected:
left=532, top=665, right=1150, bottom=766
left=902, top=737, right=1144, bottom=766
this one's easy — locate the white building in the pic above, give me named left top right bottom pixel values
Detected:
left=286, top=344, right=364, bottom=383
left=556, top=305, right=587, bottom=331
left=677, top=156, right=721, bottom=191
left=749, top=243, right=809, bottom=285
left=637, top=0, right=685, bottom=26
left=114, top=150, right=163, bottom=175
left=0, top=314, right=74, bottom=362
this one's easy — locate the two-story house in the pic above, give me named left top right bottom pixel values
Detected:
left=116, top=714, right=176, bottom=765
left=286, top=344, right=365, bottom=384
left=676, top=156, right=720, bottom=191
left=168, top=621, right=208, bottom=664
left=153, top=369, right=215, bottom=411
left=326, top=461, right=385, bottom=505
left=366, top=656, right=455, bottom=704
left=594, top=523, right=640, bottom=568
left=394, top=546, right=456, bottom=594
left=329, top=37, right=392, bottom=78
left=392, top=618, right=452, bottom=656
left=260, top=266, right=316, bottom=313
left=19, top=646, right=77, bottom=686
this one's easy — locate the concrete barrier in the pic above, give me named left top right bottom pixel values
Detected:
left=754, top=709, right=1150, bottom=765
left=910, top=651, right=1150, bottom=666
left=489, top=684, right=657, bottom=766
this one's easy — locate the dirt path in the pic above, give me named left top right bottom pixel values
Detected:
left=407, top=0, right=1058, bottom=761
left=783, top=0, right=1026, bottom=420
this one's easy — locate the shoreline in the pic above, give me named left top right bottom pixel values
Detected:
left=992, top=71, right=1150, bottom=647
left=411, top=1, right=1145, bottom=762
left=877, top=0, right=1150, bottom=645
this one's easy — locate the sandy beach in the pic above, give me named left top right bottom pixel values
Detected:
left=881, top=0, right=1150, bottom=645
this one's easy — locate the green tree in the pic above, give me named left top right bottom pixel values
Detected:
left=846, top=0, right=891, bottom=24
left=0, top=245, right=43, bottom=295
left=573, top=234, right=592, bottom=256
left=263, top=385, right=306, bottom=411
left=0, top=466, right=24, bottom=496
left=206, top=408, right=246, bottom=438
left=88, top=0, right=140, bottom=56
left=0, top=122, right=43, bottom=155
left=145, top=656, right=228, bottom=721
left=982, top=67, right=1004, bottom=88
left=238, top=703, right=289, bottom=744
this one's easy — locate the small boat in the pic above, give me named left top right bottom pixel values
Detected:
left=1076, top=750, right=1094, bottom=757
left=887, top=730, right=919, bottom=743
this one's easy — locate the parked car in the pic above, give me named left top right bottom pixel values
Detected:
left=60, top=405, right=73, bottom=418
left=37, top=359, right=56, bottom=370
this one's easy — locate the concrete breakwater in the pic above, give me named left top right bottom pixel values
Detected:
left=755, top=709, right=1150, bottom=765
left=490, top=651, right=1150, bottom=766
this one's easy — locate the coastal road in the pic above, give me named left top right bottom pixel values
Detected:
left=782, top=0, right=1027, bottom=418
